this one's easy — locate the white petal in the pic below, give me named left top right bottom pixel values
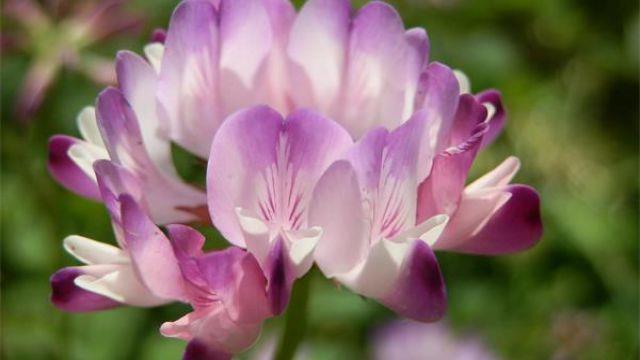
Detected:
left=75, top=265, right=168, bottom=307
left=67, top=142, right=109, bottom=181
left=235, top=207, right=271, bottom=266
left=76, top=106, right=105, bottom=147
left=143, top=43, right=164, bottom=74
left=465, top=156, right=520, bottom=193
left=392, top=214, right=449, bottom=247
left=63, top=235, right=129, bottom=265
left=453, top=69, right=471, bottom=94
left=285, top=226, right=322, bottom=277
left=336, top=239, right=409, bottom=299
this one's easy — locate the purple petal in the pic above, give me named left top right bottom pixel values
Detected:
left=476, top=89, right=506, bottom=149
left=405, top=28, right=430, bottom=69
left=94, top=160, right=142, bottom=220
left=195, top=247, right=272, bottom=321
left=120, top=195, right=186, bottom=301
left=157, top=0, right=221, bottom=158
left=48, top=135, right=101, bottom=200
left=50, top=267, right=121, bottom=312
left=264, top=237, right=294, bottom=315
left=413, top=62, right=460, bottom=153
left=151, top=28, right=166, bottom=43
left=116, top=50, right=175, bottom=177
left=439, top=185, right=543, bottom=255
left=95, top=88, right=206, bottom=224
left=416, top=95, right=488, bottom=223
left=183, top=340, right=231, bottom=360
left=381, top=240, right=447, bottom=322
left=207, top=106, right=352, bottom=246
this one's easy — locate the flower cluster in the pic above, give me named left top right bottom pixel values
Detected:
left=48, top=0, right=542, bottom=358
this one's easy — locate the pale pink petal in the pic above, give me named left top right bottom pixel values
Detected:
left=414, top=62, right=460, bottom=153
left=310, top=161, right=368, bottom=277
left=116, top=50, right=176, bottom=178
left=339, top=1, right=413, bottom=137
left=96, top=88, right=206, bottom=224
left=120, top=195, right=187, bottom=301
left=218, top=0, right=272, bottom=112
left=288, top=0, right=351, bottom=113
left=157, top=0, right=221, bottom=158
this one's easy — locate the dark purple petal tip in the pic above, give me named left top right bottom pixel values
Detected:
left=183, top=340, right=231, bottom=360
left=151, top=28, right=167, bottom=43
left=476, top=89, right=506, bottom=149
left=50, top=268, right=120, bottom=313
left=266, top=237, right=294, bottom=315
left=453, top=185, right=543, bottom=255
left=48, top=135, right=101, bottom=201
left=382, top=241, right=447, bottom=322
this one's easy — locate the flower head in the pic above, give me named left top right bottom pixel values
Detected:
left=47, top=0, right=543, bottom=357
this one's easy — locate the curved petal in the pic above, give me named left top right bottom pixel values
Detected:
left=96, top=88, right=206, bottom=224
left=157, top=0, right=221, bottom=158
left=195, top=247, right=271, bottom=322
left=63, top=235, right=128, bottom=265
left=436, top=185, right=542, bottom=255
left=161, top=305, right=262, bottom=356
left=413, top=62, right=460, bottom=153
left=416, top=96, right=488, bottom=223
left=116, top=50, right=176, bottom=178
left=48, top=135, right=101, bottom=200
left=310, top=161, right=368, bottom=277
left=335, top=239, right=407, bottom=299
left=288, top=0, right=351, bottom=112
left=50, top=267, right=121, bottom=312
left=76, top=106, right=104, bottom=147
left=380, top=240, right=447, bottom=322
left=476, top=89, right=506, bottom=149
left=405, top=28, right=430, bottom=69
left=74, top=264, right=168, bottom=307
left=120, top=195, right=187, bottom=301
left=465, top=156, right=520, bottom=193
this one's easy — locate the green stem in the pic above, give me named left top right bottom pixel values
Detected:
left=274, top=273, right=313, bottom=360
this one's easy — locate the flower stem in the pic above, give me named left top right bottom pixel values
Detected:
left=274, top=272, right=313, bottom=360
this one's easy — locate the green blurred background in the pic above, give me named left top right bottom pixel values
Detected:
left=1, top=0, right=638, bottom=358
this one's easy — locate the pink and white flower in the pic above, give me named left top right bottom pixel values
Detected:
left=47, top=0, right=543, bottom=356
left=207, top=105, right=352, bottom=313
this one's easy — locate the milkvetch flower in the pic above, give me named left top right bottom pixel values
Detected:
left=310, top=89, right=542, bottom=321
left=51, top=162, right=178, bottom=311
left=309, top=110, right=450, bottom=321
left=416, top=92, right=542, bottom=254
left=49, top=50, right=206, bottom=224
left=46, top=0, right=543, bottom=357
left=120, top=196, right=275, bottom=359
left=207, top=105, right=352, bottom=313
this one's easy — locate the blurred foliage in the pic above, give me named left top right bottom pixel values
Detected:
left=1, top=0, right=638, bottom=359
